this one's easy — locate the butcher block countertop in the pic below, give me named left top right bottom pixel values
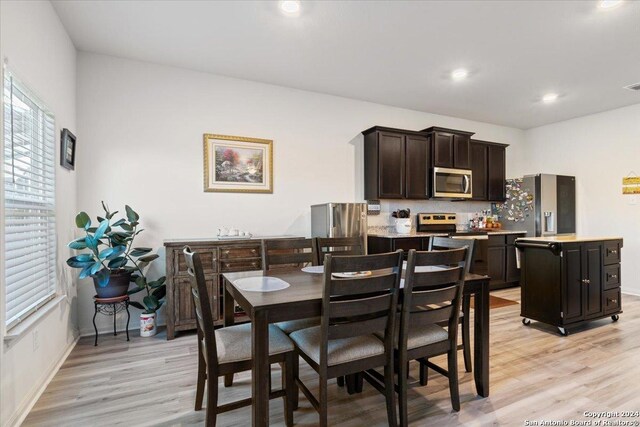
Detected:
left=515, top=235, right=623, bottom=244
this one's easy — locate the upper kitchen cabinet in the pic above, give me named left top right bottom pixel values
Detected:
left=422, top=127, right=475, bottom=170
left=363, top=126, right=429, bottom=200
left=470, top=139, right=508, bottom=202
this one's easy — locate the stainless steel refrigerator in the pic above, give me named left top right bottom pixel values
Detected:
left=310, top=203, right=368, bottom=250
left=498, top=174, right=576, bottom=237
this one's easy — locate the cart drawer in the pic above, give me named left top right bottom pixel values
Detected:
left=604, top=288, right=621, bottom=314
left=604, top=264, right=620, bottom=290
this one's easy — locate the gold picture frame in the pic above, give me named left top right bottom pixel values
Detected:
left=203, top=134, right=273, bottom=193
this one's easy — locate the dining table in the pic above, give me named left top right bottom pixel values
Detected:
left=223, top=267, right=491, bottom=427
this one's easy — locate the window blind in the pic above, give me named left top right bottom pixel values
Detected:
left=3, top=69, right=57, bottom=330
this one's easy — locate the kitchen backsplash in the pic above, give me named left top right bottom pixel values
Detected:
left=367, top=199, right=492, bottom=231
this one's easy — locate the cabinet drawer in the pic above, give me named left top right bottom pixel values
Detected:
left=603, top=288, right=621, bottom=314
left=604, top=264, right=620, bottom=290
left=220, top=259, right=262, bottom=272
left=604, top=242, right=621, bottom=265
left=488, top=235, right=506, bottom=247
left=219, top=245, right=261, bottom=260
left=174, top=247, right=217, bottom=276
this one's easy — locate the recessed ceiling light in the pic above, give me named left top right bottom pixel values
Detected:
left=599, top=0, right=623, bottom=9
left=451, top=68, right=469, bottom=81
left=542, top=93, right=559, bottom=103
left=280, top=0, right=301, bottom=15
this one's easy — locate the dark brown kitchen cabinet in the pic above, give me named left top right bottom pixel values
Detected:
left=470, top=233, right=525, bottom=290
left=363, top=126, right=429, bottom=200
left=518, top=238, right=622, bottom=335
left=367, top=235, right=432, bottom=258
left=470, top=141, right=488, bottom=200
left=405, top=134, right=430, bottom=199
left=469, top=139, right=508, bottom=202
left=488, top=144, right=506, bottom=201
left=422, top=127, right=474, bottom=170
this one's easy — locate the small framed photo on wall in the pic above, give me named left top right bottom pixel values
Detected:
left=60, top=128, right=76, bottom=170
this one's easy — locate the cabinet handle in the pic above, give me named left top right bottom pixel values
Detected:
left=223, top=250, right=230, bottom=256
left=609, top=249, right=618, bottom=255
left=251, top=261, right=259, bottom=268
left=582, top=279, right=591, bottom=284
left=608, top=274, right=618, bottom=280
left=251, top=249, right=257, bottom=254
left=610, top=299, right=618, bottom=304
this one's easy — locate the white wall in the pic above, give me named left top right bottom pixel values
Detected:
left=523, top=103, right=640, bottom=295
left=0, top=1, right=78, bottom=426
left=76, top=52, right=527, bottom=333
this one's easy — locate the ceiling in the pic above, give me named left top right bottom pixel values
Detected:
left=52, top=0, right=640, bottom=129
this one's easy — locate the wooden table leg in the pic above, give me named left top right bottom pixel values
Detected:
left=473, top=280, right=490, bottom=397
left=252, top=309, right=270, bottom=427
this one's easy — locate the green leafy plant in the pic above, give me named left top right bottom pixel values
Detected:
left=66, top=202, right=166, bottom=313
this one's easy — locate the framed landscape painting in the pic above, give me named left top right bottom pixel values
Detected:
left=203, top=134, right=273, bottom=193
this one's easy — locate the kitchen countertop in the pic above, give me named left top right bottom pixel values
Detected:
left=368, top=230, right=528, bottom=238
left=515, top=235, right=623, bottom=244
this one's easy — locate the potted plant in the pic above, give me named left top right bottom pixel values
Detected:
left=66, top=203, right=166, bottom=318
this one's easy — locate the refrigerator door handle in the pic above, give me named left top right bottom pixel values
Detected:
left=328, top=205, right=335, bottom=237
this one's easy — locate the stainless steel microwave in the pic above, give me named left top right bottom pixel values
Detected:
left=433, top=167, right=472, bottom=199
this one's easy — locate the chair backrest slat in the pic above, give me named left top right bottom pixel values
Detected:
left=329, top=293, right=393, bottom=318
left=262, top=238, right=317, bottom=272
left=409, top=305, right=454, bottom=325
left=183, top=246, right=218, bottom=370
left=329, top=273, right=397, bottom=296
left=410, top=284, right=458, bottom=308
left=316, top=236, right=364, bottom=265
left=328, top=316, right=389, bottom=340
left=411, top=267, right=463, bottom=288
left=320, top=251, right=403, bottom=367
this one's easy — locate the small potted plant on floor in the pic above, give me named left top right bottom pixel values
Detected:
left=66, top=203, right=165, bottom=311
left=127, top=271, right=166, bottom=337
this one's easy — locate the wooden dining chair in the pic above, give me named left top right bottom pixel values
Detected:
left=398, top=248, right=467, bottom=425
left=262, top=237, right=318, bottom=272
left=263, top=238, right=320, bottom=333
left=289, top=251, right=404, bottom=427
left=315, top=236, right=365, bottom=265
left=183, top=246, right=296, bottom=427
left=428, top=236, right=474, bottom=374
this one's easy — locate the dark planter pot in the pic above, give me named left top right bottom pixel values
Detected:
left=93, top=271, right=132, bottom=298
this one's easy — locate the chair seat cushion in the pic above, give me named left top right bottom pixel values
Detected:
left=215, top=323, right=294, bottom=364
left=376, top=324, right=449, bottom=350
left=276, top=317, right=320, bottom=334
left=289, top=326, right=385, bottom=367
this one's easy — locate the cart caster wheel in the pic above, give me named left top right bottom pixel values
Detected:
left=611, top=314, right=619, bottom=322
left=522, top=318, right=531, bottom=326
left=558, top=327, right=569, bottom=336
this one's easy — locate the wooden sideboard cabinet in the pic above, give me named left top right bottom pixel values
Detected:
left=164, top=238, right=266, bottom=340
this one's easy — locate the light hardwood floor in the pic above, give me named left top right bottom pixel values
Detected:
left=23, top=289, right=640, bottom=426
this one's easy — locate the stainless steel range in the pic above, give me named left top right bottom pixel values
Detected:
left=416, top=213, right=458, bottom=233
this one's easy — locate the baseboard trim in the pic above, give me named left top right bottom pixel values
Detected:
left=7, top=336, right=79, bottom=427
